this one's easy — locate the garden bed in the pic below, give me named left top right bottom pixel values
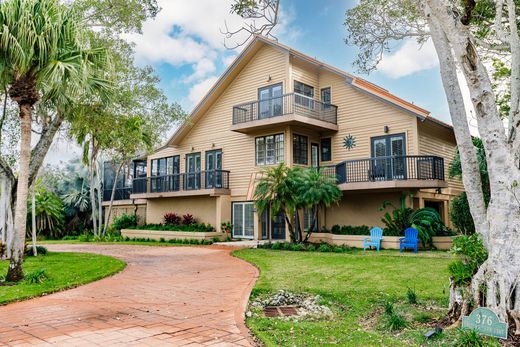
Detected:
left=308, top=233, right=453, bottom=250
left=121, top=228, right=227, bottom=241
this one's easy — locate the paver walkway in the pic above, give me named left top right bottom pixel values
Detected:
left=0, top=244, right=259, bottom=346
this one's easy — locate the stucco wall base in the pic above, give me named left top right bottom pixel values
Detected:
left=122, top=229, right=227, bottom=241
left=308, top=233, right=453, bottom=250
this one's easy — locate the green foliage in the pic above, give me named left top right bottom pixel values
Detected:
left=450, top=192, right=476, bottom=235
left=25, top=246, right=48, bottom=256
left=380, top=194, right=448, bottom=246
left=221, top=221, right=233, bottom=233
left=330, top=225, right=371, bottom=235
left=383, top=300, right=394, bottom=315
left=182, top=214, right=196, bottom=225
left=112, top=213, right=138, bottom=231
left=24, top=269, right=49, bottom=284
left=413, top=312, right=432, bottom=323
left=27, top=185, right=65, bottom=239
left=383, top=312, right=408, bottom=331
left=127, top=223, right=215, bottom=232
left=406, top=287, right=417, bottom=304
left=254, top=164, right=341, bottom=243
left=449, top=235, right=488, bottom=286
left=454, top=328, right=499, bottom=347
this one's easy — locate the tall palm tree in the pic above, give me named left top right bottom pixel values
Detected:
left=0, top=0, right=110, bottom=281
left=298, top=168, right=342, bottom=242
left=254, top=163, right=303, bottom=242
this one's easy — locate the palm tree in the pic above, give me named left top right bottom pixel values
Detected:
left=254, top=163, right=302, bottom=242
left=0, top=0, right=110, bottom=281
left=298, top=168, right=342, bottom=242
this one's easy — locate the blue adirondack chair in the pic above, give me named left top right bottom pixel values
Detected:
left=400, top=227, right=419, bottom=253
left=364, top=227, right=383, bottom=252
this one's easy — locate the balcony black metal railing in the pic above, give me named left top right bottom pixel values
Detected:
left=326, top=155, right=444, bottom=184
left=102, top=187, right=132, bottom=201
left=132, top=170, right=230, bottom=194
left=232, top=93, right=338, bottom=125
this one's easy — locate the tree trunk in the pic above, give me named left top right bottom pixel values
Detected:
left=425, top=0, right=520, bottom=333
left=31, top=185, right=37, bottom=256
left=102, top=162, right=123, bottom=236
left=6, top=103, right=32, bottom=282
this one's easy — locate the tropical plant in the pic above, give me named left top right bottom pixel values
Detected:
left=449, top=234, right=488, bottom=287
left=0, top=0, right=111, bottom=281
left=254, top=163, right=303, bottom=243
left=164, top=213, right=181, bottom=226
left=182, top=214, right=196, bottom=225
left=24, top=269, right=49, bottom=284
left=112, top=213, right=138, bottom=231
left=450, top=192, right=475, bottom=235
left=221, top=221, right=233, bottom=234
left=380, top=194, right=447, bottom=247
left=297, top=168, right=341, bottom=242
left=27, top=186, right=65, bottom=239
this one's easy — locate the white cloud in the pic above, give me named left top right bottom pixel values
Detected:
left=378, top=39, right=439, bottom=79
left=188, top=76, right=219, bottom=105
left=124, top=0, right=300, bottom=109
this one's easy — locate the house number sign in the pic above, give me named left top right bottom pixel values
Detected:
left=461, top=307, right=508, bottom=339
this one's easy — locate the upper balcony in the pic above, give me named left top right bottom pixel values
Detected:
left=324, top=155, right=447, bottom=191
left=231, top=93, right=338, bottom=133
left=130, top=170, right=231, bottom=199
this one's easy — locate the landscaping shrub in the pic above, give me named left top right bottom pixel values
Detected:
left=413, top=312, right=432, bottom=323
left=182, top=214, right=195, bottom=225
left=62, top=235, right=78, bottom=240
left=271, top=242, right=282, bottom=250
left=25, top=245, right=48, bottom=256
left=450, top=192, right=475, bottom=235
left=449, top=234, right=488, bottom=286
left=112, top=213, right=138, bottom=231
left=454, top=328, right=498, bottom=347
left=126, top=223, right=215, bottom=232
left=384, top=312, right=408, bottom=331
left=384, top=301, right=394, bottom=315
left=221, top=221, right=233, bottom=234
left=327, top=225, right=371, bottom=235
left=318, top=244, right=331, bottom=252
left=406, top=287, right=417, bottom=304
left=164, top=212, right=181, bottom=226
left=24, top=269, right=49, bottom=284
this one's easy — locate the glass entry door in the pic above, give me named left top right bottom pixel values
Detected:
left=185, top=153, right=201, bottom=190
left=205, top=150, right=222, bottom=188
left=233, top=202, right=254, bottom=239
left=371, top=134, right=406, bottom=180
left=258, top=83, right=283, bottom=119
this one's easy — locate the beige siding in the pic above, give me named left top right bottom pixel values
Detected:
left=318, top=70, right=418, bottom=163
left=418, top=121, right=463, bottom=192
left=325, top=192, right=402, bottom=228
left=148, top=44, right=290, bottom=197
left=146, top=196, right=217, bottom=226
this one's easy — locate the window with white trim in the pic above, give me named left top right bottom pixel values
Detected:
left=256, top=134, right=284, bottom=165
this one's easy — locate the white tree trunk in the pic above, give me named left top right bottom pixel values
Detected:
left=425, top=0, right=520, bottom=333
left=102, top=162, right=123, bottom=236
left=7, top=104, right=32, bottom=281
left=31, top=185, right=37, bottom=256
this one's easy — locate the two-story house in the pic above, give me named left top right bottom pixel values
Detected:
left=102, top=36, right=463, bottom=241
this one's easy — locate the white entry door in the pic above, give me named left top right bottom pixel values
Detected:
left=232, top=202, right=254, bottom=239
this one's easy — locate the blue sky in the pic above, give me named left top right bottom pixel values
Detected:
left=127, top=0, right=451, bottom=123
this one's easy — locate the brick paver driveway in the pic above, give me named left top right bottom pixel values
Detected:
left=0, top=244, right=259, bottom=346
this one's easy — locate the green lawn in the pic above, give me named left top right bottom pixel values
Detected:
left=235, top=249, right=456, bottom=347
left=0, top=252, right=125, bottom=305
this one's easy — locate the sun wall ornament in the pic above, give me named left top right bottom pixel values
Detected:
left=343, top=134, right=356, bottom=150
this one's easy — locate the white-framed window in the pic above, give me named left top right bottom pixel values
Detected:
left=256, top=134, right=284, bottom=165
left=232, top=202, right=254, bottom=239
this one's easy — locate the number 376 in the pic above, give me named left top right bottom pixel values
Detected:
left=476, top=314, right=493, bottom=325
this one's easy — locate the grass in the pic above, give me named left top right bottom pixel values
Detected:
left=234, top=248, right=456, bottom=346
left=0, top=252, right=125, bottom=305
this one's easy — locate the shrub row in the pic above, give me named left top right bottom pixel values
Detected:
left=125, top=223, right=215, bottom=232
left=258, top=242, right=353, bottom=253
left=330, top=225, right=371, bottom=235
left=62, top=234, right=215, bottom=245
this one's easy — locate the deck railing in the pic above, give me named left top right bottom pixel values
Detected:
left=232, top=93, right=338, bottom=125
left=131, top=170, right=230, bottom=194
left=324, top=155, right=445, bottom=184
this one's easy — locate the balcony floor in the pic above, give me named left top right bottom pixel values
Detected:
left=130, top=188, right=231, bottom=199
left=231, top=114, right=338, bottom=133
left=337, top=179, right=448, bottom=191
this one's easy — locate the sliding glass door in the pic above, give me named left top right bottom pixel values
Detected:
left=232, top=202, right=254, bottom=239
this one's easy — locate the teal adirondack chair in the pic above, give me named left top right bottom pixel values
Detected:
left=364, top=227, right=383, bottom=252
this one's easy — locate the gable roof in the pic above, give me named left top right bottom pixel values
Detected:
left=162, top=35, right=450, bottom=149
